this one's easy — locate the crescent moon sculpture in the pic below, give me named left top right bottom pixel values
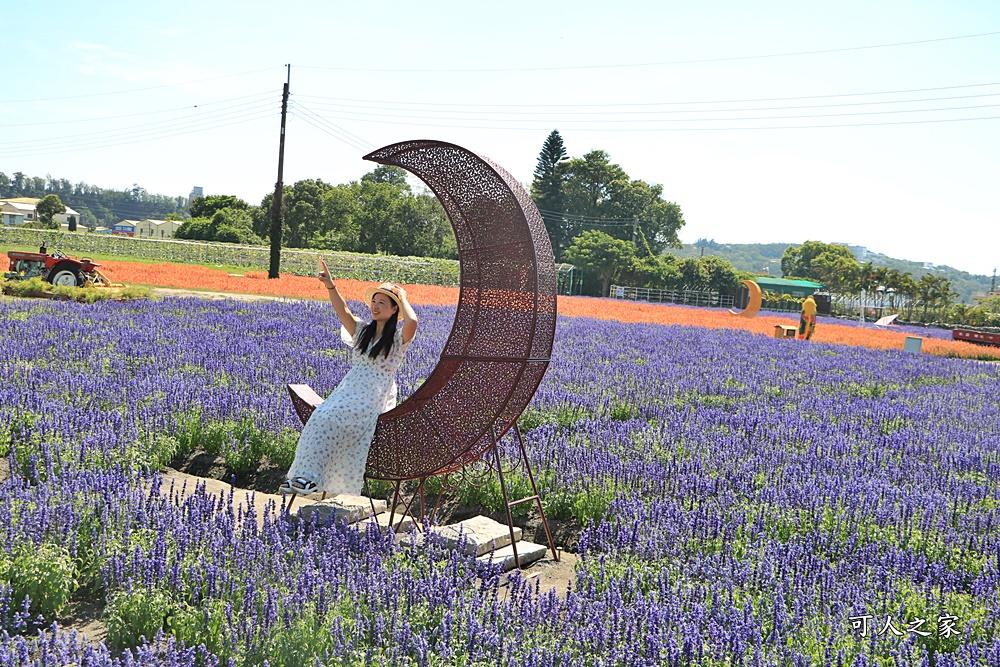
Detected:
left=729, top=279, right=762, bottom=318
left=286, top=141, right=560, bottom=564
left=359, top=140, right=557, bottom=483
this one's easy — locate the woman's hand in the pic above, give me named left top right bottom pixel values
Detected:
left=318, top=257, right=335, bottom=289
left=395, top=285, right=408, bottom=301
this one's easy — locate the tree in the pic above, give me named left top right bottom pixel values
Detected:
left=36, top=194, right=66, bottom=229
left=564, top=230, right=635, bottom=297
left=622, top=254, right=682, bottom=289
left=189, top=195, right=249, bottom=219
left=679, top=257, right=709, bottom=289
left=534, top=148, right=685, bottom=260
left=254, top=168, right=457, bottom=260
left=67, top=215, right=77, bottom=232
left=979, top=295, right=1000, bottom=314
left=811, top=251, right=860, bottom=299
left=915, top=274, right=955, bottom=321
left=781, top=241, right=856, bottom=282
left=175, top=207, right=262, bottom=245
left=699, top=255, right=741, bottom=294
left=530, top=130, right=569, bottom=256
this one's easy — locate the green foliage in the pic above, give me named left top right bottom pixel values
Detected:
left=257, top=169, right=458, bottom=259
left=565, top=230, right=635, bottom=296
left=781, top=241, right=857, bottom=282
left=2, top=275, right=150, bottom=303
left=171, top=409, right=299, bottom=473
left=2, top=276, right=50, bottom=296
left=189, top=195, right=250, bottom=219
left=561, top=150, right=684, bottom=255
left=621, top=254, right=682, bottom=289
left=35, top=194, right=67, bottom=226
left=103, top=586, right=180, bottom=651
left=0, top=173, right=187, bottom=228
left=176, top=207, right=262, bottom=245
left=0, top=543, right=78, bottom=620
left=541, top=474, right=617, bottom=525
left=530, top=142, right=685, bottom=262
left=531, top=130, right=570, bottom=257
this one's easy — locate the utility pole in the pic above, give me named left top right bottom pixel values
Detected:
left=268, top=64, right=290, bottom=279
left=632, top=216, right=638, bottom=245
left=991, top=267, right=997, bottom=293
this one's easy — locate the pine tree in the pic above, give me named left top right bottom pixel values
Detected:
left=533, top=130, right=567, bottom=182
left=530, top=130, right=569, bottom=259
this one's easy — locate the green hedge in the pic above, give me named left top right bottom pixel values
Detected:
left=0, top=227, right=461, bottom=286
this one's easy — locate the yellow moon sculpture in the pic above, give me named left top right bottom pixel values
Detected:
left=729, top=280, right=762, bottom=318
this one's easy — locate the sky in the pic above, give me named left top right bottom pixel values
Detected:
left=2, top=0, right=998, bottom=276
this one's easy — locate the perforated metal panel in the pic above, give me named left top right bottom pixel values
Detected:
left=363, top=140, right=557, bottom=481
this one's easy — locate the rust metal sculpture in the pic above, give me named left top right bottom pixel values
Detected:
left=288, top=140, right=558, bottom=567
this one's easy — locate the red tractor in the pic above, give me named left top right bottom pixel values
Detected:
left=5, top=246, right=122, bottom=288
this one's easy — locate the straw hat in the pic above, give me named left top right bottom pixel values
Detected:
left=362, top=282, right=403, bottom=319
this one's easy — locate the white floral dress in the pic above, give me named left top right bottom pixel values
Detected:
left=287, top=319, right=414, bottom=495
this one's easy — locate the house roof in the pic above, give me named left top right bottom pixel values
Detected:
left=754, top=277, right=825, bottom=289
left=0, top=199, right=78, bottom=215
left=1, top=201, right=36, bottom=212
left=1, top=203, right=25, bottom=214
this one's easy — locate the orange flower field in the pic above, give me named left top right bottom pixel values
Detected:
left=98, top=259, right=1000, bottom=361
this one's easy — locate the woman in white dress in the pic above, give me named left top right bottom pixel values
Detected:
left=280, top=257, right=418, bottom=496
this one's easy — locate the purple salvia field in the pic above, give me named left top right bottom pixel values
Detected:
left=1, top=297, right=998, bottom=666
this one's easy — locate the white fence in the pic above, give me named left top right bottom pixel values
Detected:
left=610, top=285, right=736, bottom=308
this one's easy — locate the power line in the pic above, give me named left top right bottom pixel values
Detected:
left=538, top=208, right=638, bottom=223
left=292, top=108, right=1000, bottom=132
left=296, top=91, right=1000, bottom=116
left=0, top=90, right=277, bottom=128
left=0, top=112, right=275, bottom=158
left=0, top=99, right=278, bottom=149
left=294, top=80, right=1000, bottom=108
left=296, top=30, right=1000, bottom=73
left=290, top=102, right=375, bottom=151
left=289, top=100, right=1000, bottom=125
left=289, top=111, right=370, bottom=153
left=7, top=66, right=283, bottom=103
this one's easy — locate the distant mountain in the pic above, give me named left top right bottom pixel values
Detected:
left=673, top=241, right=993, bottom=304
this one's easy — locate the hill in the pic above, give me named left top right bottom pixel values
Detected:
left=673, top=241, right=993, bottom=304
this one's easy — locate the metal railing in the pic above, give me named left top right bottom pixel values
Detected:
left=610, top=284, right=735, bottom=308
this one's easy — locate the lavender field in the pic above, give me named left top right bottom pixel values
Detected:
left=1, top=296, right=999, bottom=666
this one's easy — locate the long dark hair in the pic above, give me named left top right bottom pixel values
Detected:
left=356, top=314, right=399, bottom=359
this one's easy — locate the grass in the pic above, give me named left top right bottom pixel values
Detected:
left=2, top=242, right=259, bottom=277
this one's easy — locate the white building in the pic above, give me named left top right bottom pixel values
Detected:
left=0, top=197, right=80, bottom=226
left=135, top=218, right=182, bottom=239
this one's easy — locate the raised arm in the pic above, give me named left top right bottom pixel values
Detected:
left=318, top=257, right=358, bottom=336
left=395, top=285, right=418, bottom=344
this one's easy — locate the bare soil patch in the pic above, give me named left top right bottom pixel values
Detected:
left=58, top=599, right=107, bottom=645
left=151, top=287, right=295, bottom=302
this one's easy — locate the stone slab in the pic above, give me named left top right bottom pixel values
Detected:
left=297, top=495, right=387, bottom=524
left=431, top=515, right=522, bottom=557
left=363, top=510, right=416, bottom=533
left=477, top=541, right=548, bottom=572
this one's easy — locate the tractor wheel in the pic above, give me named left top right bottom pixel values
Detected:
left=49, top=266, right=83, bottom=287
